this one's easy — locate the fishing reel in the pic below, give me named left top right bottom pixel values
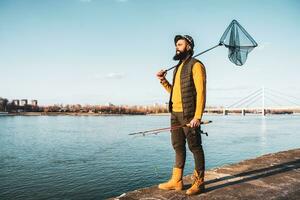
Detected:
left=200, top=130, right=208, bottom=137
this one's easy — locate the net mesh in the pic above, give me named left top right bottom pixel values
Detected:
left=219, top=20, right=258, bottom=66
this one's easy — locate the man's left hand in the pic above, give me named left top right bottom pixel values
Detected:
left=189, top=118, right=200, bottom=128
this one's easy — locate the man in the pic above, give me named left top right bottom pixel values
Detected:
left=156, top=35, right=206, bottom=195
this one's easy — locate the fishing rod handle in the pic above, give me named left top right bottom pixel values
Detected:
left=185, top=120, right=212, bottom=127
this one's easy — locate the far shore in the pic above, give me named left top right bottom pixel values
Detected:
left=2, top=112, right=144, bottom=116
left=1, top=112, right=299, bottom=117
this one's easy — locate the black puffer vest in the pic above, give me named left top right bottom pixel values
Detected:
left=169, top=57, right=203, bottom=122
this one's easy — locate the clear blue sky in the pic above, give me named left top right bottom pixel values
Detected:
left=0, top=0, right=299, bottom=106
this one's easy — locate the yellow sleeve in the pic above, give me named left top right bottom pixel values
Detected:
left=192, top=62, right=206, bottom=120
left=160, top=79, right=172, bottom=93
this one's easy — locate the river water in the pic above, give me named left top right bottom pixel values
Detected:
left=0, top=114, right=299, bottom=199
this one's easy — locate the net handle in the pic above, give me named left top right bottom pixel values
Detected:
left=194, top=43, right=223, bottom=58
left=165, top=43, right=223, bottom=72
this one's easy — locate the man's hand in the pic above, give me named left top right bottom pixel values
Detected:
left=189, top=118, right=200, bottom=128
left=156, top=70, right=167, bottom=80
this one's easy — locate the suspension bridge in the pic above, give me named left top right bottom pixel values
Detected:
left=206, top=87, right=300, bottom=115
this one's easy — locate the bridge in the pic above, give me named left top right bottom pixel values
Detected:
left=205, top=87, right=300, bottom=115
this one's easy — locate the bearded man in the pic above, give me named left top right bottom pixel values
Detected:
left=156, top=35, right=206, bottom=195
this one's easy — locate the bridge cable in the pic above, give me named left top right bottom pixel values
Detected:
left=232, top=91, right=262, bottom=108
left=227, top=88, right=262, bottom=108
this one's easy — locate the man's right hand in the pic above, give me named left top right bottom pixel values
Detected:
left=156, top=70, right=167, bottom=80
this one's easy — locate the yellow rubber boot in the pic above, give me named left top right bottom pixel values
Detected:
left=186, top=170, right=205, bottom=195
left=158, top=167, right=183, bottom=191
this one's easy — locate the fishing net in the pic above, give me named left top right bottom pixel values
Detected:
left=219, top=20, right=258, bottom=66
left=166, top=20, right=258, bottom=72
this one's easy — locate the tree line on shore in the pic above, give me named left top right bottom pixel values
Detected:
left=0, top=97, right=168, bottom=115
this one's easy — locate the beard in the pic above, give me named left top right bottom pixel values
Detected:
left=173, top=49, right=193, bottom=61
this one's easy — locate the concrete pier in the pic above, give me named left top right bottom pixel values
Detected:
left=112, top=148, right=300, bottom=200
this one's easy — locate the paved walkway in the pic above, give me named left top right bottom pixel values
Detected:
left=112, top=148, right=300, bottom=200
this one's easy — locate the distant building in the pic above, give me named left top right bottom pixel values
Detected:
left=12, top=99, right=20, bottom=106
left=31, top=100, right=38, bottom=106
left=20, top=99, right=28, bottom=106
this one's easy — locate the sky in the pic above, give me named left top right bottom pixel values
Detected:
left=0, top=0, right=300, bottom=106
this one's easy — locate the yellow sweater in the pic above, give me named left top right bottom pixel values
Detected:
left=161, top=61, right=206, bottom=120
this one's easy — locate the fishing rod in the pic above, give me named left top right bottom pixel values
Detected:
left=129, top=120, right=212, bottom=136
